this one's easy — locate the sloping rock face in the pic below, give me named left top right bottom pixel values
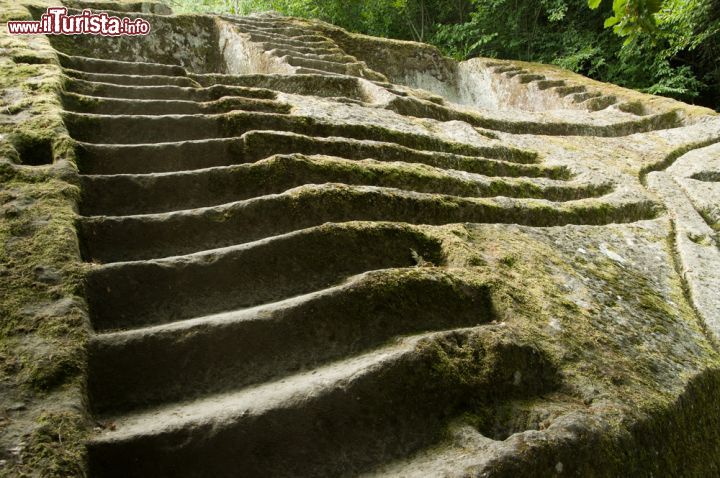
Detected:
left=2, top=1, right=720, bottom=476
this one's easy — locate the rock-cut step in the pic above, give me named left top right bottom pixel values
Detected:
left=583, top=95, right=619, bottom=112
left=65, top=78, right=278, bottom=101
left=189, top=72, right=366, bottom=99
left=62, top=92, right=290, bottom=115
left=74, top=131, right=551, bottom=177
left=244, top=30, right=337, bottom=49
left=84, top=222, right=445, bottom=329
left=63, top=68, right=200, bottom=87
left=258, top=40, right=345, bottom=57
left=87, top=323, right=559, bottom=478
left=62, top=111, right=539, bottom=160
left=282, top=54, right=366, bottom=75
left=58, top=53, right=187, bottom=76
left=87, top=268, right=496, bottom=414
left=78, top=182, right=644, bottom=263
left=79, top=154, right=605, bottom=216
left=87, top=332, right=462, bottom=478
left=268, top=47, right=357, bottom=64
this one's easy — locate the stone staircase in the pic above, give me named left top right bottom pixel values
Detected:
left=51, top=18, right=565, bottom=477
left=28, top=4, right=719, bottom=477
left=47, top=23, right=543, bottom=475
left=485, top=62, right=622, bottom=112
left=221, top=14, right=387, bottom=80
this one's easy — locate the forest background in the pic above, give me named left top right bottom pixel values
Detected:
left=166, top=0, right=719, bottom=110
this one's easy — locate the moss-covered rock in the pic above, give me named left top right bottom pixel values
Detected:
left=2, top=3, right=720, bottom=477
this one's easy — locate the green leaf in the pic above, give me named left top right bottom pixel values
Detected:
left=588, top=0, right=602, bottom=9
left=612, top=0, right=627, bottom=15
left=604, top=16, right=620, bottom=27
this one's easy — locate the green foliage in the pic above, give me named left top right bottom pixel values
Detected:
left=167, top=0, right=719, bottom=110
left=589, top=0, right=662, bottom=42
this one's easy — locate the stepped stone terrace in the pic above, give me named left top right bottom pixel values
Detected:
left=1, top=1, right=719, bottom=476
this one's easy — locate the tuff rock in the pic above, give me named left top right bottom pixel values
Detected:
left=1, top=1, right=719, bottom=476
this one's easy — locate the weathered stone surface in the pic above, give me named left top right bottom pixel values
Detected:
left=1, top=1, right=719, bottom=477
